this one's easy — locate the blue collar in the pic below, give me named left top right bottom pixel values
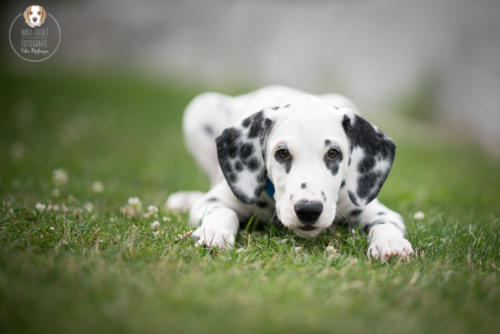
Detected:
left=265, top=177, right=275, bottom=201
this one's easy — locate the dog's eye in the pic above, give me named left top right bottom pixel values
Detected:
left=275, top=148, right=291, bottom=161
left=326, top=148, right=340, bottom=159
left=29, top=11, right=32, bottom=15
left=38, top=11, right=41, bottom=15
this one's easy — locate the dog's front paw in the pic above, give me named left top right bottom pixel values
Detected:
left=192, top=226, right=235, bottom=250
left=367, top=237, right=414, bottom=261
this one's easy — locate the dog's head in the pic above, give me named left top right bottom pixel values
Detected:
left=216, top=95, right=395, bottom=237
left=24, top=5, right=47, bottom=28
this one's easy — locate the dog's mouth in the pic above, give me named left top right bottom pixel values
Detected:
left=298, top=225, right=317, bottom=231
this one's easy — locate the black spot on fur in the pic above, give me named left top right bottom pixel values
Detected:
left=272, top=106, right=280, bottom=110
left=377, top=211, right=385, bottom=215
left=256, top=201, right=268, bottom=208
left=350, top=209, right=362, bottom=216
left=222, top=161, right=233, bottom=174
left=206, top=197, right=218, bottom=202
left=301, top=183, right=307, bottom=189
left=217, top=128, right=241, bottom=160
left=228, top=172, right=237, bottom=183
left=203, top=125, right=214, bottom=136
left=246, top=157, right=260, bottom=171
left=358, top=156, right=375, bottom=173
left=340, top=180, right=346, bottom=188
left=362, top=220, right=386, bottom=234
left=321, top=191, right=327, bottom=202
left=260, top=118, right=274, bottom=150
left=283, top=104, right=290, bottom=108
left=357, top=172, right=380, bottom=198
left=248, top=111, right=263, bottom=138
left=235, top=161, right=243, bottom=172
left=242, top=117, right=251, bottom=128
left=348, top=191, right=359, bottom=206
left=324, top=139, right=331, bottom=146
left=239, top=143, right=253, bottom=159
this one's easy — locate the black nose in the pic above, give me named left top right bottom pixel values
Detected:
left=33, top=17, right=37, bottom=22
left=294, top=200, right=323, bottom=224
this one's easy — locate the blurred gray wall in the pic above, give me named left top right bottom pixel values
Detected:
left=4, top=0, right=500, bottom=155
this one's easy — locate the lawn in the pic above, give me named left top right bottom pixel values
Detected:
left=0, top=67, right=498, bottom=334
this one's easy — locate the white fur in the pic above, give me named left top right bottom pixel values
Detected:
left=168, top=86, right=414, bottom=260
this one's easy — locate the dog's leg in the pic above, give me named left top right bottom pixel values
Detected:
left=191, top=205, right=239, bottom=250
left=188, top=182, right=253, bottom=250
left=189, top=197, right=238, bottom=250
left=346, top=199, right=414, bottom=261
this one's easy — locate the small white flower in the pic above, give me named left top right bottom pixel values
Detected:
left=128, top=197, right=142, bottom=209
left=49, top=226, right=55, bottom=231
left=162, top=216, right=171, bottom=222
left=48, top=204, right=60, bottom=212
left=153, top=231, right=160, bottom=237
left=294, top=246, right=302, bottom=253
left=236, top=248, right=246, bottom=253
left=151, top=221, right=160, bottom=229
left=53, top=169, right=68, bottom=187
left=414, top=211, right=425, bottom=220
left=35, top=202, right=46, bottom=211
left=176, top=231, right=191, bottom=240
left=84, top=202, right=94, bottom=213
left=147, top=205, right=158, bottom=215
left=92, top=181, right=104, bottom=193
left=326, top=245, right=339, bottom=258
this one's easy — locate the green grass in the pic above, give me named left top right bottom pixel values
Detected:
left=0, top=68, right=499, bottom=334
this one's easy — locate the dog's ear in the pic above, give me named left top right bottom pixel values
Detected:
left=341, top=113, right=395, bottom=207
left=23, top=7, right=30, bottom=25
left=40, top=6, right=47, bottom=24
left=216, top=109, right=275, bottom=204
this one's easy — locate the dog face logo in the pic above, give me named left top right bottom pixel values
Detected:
left=23, top=5, right=47, bottom=28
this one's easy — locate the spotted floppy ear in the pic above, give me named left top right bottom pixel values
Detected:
left=216, top=110, right=274, bottom=204
left=341, top=113, right=396, bottom=207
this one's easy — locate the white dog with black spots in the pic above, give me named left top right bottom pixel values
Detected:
left=167, top=86, right=414, bottom=261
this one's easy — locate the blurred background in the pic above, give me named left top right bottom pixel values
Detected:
left=3, top=0, right=500, bottom=156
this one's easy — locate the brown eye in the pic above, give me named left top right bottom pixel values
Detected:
left=326, top=148, right=340, bottom=159
left=29, top=11, right=32, bottom=15
left=38, top=11, right=41, bottom=15
left=275, top=148, right=291, bottom=161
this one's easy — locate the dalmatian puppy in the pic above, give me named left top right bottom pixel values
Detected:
left=167, top=86, right=414, bottom=261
